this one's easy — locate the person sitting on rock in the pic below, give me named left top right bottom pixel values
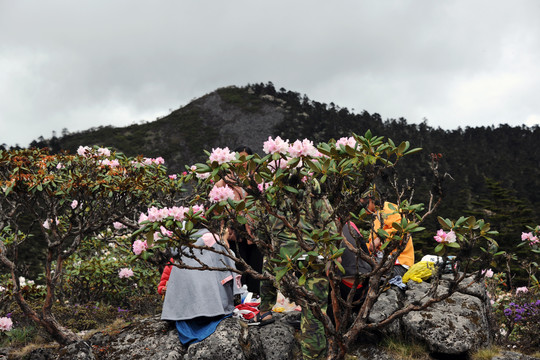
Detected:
left=158, top=228, right=243, bottom=345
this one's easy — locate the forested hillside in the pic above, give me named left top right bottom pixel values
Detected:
left=10, top=82, right=540, bottom=259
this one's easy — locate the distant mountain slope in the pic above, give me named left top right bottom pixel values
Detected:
left=23, top=82, right=540, bottom=251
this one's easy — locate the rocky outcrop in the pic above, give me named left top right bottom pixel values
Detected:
left=7, top=275, right=539, bottom=360
left=368, top=274, right=492, bottom=355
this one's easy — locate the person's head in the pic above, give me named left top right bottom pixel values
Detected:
left=233, top=145, right=253, bottom=157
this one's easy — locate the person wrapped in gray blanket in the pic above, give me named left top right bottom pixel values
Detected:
left=158, top=228, right=243, bottom=345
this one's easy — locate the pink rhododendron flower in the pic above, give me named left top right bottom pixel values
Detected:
left=516, top=286, right=528, bottom=295
left=71, top=200, right=78, bottom=209
left=257, top=182, right=273, bottom=192
left=97, top=147, right=111, bottom=157
left=190, top=165, right=197, bottom=172
left=169, top=174, right=177, bottom=180
left=288, top=139, right=317, bottom=158
left=0, top=317, right=13, bottom=332
left=336, top=137, right=357, bottom=148
left=263, top=136, right=289, bottom=155
left=77, top=146, right=91, bottom=157
left=209, top=147, right=237, bottom=164
left=113, top=222, right=126, bottom=230
left=168, top=206, right=188, bottom=221
left=521, top=232, right=539, bottom=245
left=191, top=204, right=205, bottom=214
left=482, top=269, right=494, bottom=278
left=118, top=268, right=134, bottom=279
left=434, top=229, right=457, bottom=243
left=268, top=159, right=289, bottom=171
left=143, top=158, right=153, bottom=166
left=202, top=232, right=218, bottom=247
left=159, top=226, right=173, bottom=238
left=145, top=206, right=168, bottom=222
left=42, top=218, right=59, bottom=230
left=138, top=212, right=148, bottom=224
left=154, top=157, right=165, bottom=165
left=132, top=240, right=148, bottom=255
left=208, top=185, right=236, bottom=203
left=56, top=163, right=65, bottom=169
left=196, top=172, right=210, bottom=179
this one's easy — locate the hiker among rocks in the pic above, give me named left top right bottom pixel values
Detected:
left=366, top=198, right=414, bottom=278
left=326, top=221, right=372, bottom=322
left=215, top=145, right=264, bottom=295
left=158, top=229, right=243, bottom=345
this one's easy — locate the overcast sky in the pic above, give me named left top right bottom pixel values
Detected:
left=1, top=1, right=539, bottom=147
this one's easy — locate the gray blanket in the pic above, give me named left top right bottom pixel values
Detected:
left=161, top=230, right=242, bottom=321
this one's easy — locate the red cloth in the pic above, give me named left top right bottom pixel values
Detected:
left=158, top=258, right=174, bottom=295
left=234, top=304, right=259, bottom=320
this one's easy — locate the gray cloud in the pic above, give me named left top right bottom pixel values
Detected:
left=1, top=0, right=539, bottom=147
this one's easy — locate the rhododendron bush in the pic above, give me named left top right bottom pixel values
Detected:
left=131, top=131, right=502, bottom=360
left=0, top=147, right=180, bottom=345
left=0, top=133, right=512, bottom=359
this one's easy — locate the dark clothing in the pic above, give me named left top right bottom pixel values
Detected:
left=231, top=238, right=263, bottom=294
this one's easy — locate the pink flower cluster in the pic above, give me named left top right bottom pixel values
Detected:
left=97, top=147, right=111, bottom=157
left=209, top=147, right=237, bottom=165
left=257, top=182, right=273, bottom=192
left=267, top=159, right=289, bottom=171
left=77, top=146, right=91, bottom=157
left=118, top=268, right=134, bottom=278
left=196, top=172, right=210, bottom=179
left=208, top=185, right=236, bottom=203
left=0, top=317, right=13, bottom=332
left=71, top=200, right=78, bottom=209
left=98, top=159, right=121, bottom=168
left=482, top=269, right=494, bottom=278
left=288, top=139, right=318, bottom=158
left=434, top=229, right=457, bottom=243
left=138, top=206, right=189, bottom=224
left=42, top=218, right=59, bottom=230
left=336, top=137, right=357, bottom=148
left=132, top=157, right=165, bottom=167
left=132, top=240, right=148, bottom=255
left=113, top=221, right=126, bottom=230
left=138, top=205, right=205, bottom=225
left=154, top=226, right=173, bottom=240
left=263, top=136, right=290, bottom=155
left=521, top=232, right=539, bottom=245
left=516, top=286, right=529, bottom=295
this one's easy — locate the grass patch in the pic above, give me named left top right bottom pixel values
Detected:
left=471, top=346, right=501, bottom=360
left=381, top=336, right=431, bottom=360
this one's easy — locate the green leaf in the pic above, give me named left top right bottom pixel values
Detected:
left=298, top=274, right=306, bottom=286
left=284, top=186, right=299, bottom=194
left=434, top=243, right=444, bottom=253
left=275, top=266, right=288, bottom=282
left=236, top=215, right=247, bottom=225
left=437, top=217, right=453, bottom=229
left=335, top=260, right=345, bottom=274
left=403, top=147, right=422, bottom=155
left=446, top=242, right=460, bottom=248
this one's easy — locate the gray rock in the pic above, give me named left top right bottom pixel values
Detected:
left=493, top=351, right=540, bottom=360
left=400, top=279, right=490, bottom=354
left=99, top=316, right=185, bottom=360
left=367, top=288, right=402, bottom=335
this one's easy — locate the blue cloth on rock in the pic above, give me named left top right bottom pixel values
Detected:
left=175, top=314, right=232, bottom=345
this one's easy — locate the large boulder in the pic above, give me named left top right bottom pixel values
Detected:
left=91, top=313, right=299, bottom=360
left=367, top=274, right=492, bottom=356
